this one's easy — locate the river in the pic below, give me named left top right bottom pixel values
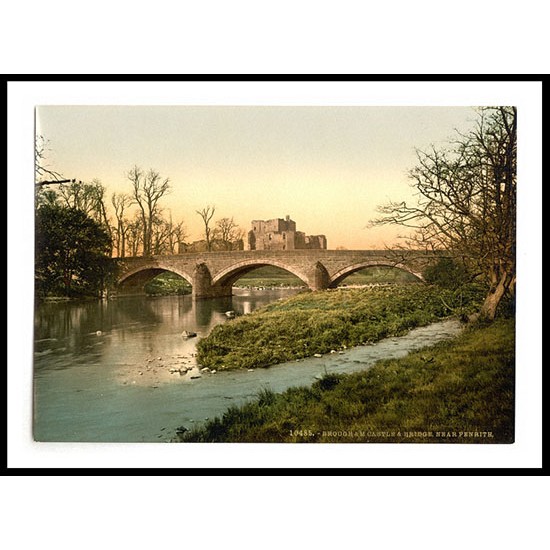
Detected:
left=33, top=289, right=463, bottom=442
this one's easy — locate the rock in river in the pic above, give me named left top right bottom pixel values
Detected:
left=181, top=330, right=197, bottom=338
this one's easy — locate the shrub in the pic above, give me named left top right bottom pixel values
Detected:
left=423, top=257, right=471, bottom=290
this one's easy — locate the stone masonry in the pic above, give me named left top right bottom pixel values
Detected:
left=247, top=215, right=327, bottom=251
left=116, top=249, right=427, bottom=300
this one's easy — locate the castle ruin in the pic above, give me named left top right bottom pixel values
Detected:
left=246, top=215, right=327, bottom=251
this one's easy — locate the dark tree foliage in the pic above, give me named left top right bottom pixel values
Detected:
left=423, top=257, right=471, bottom=290
left=35, top=204, right=115, bottom=298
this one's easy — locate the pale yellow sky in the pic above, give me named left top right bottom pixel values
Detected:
left=36, top=106, right=478, bottom=249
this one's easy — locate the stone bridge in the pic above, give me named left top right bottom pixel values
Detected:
left=115, top=250, right=429, bottom=299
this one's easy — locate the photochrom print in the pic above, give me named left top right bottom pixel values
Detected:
left=33, top=105, right=516, bottom=443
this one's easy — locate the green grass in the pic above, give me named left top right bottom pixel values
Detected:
left=179, top=318, right=515, bottom=443
left=144, top=272, right=192, bottom=296
left=233, top=266, right=418, bottom=288
left=337, top=267, right=419, bottom=285
left=196, top=284, right=486, bottom=371
left=233, top=266, right=305, bottom=288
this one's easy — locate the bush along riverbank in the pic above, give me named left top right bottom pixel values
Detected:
left=196, top=284, right=486, bottom=371
left=178, top=317, right=515, bottom=443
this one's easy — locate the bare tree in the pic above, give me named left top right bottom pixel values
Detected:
left=35, top=135, right=64, bottom=185
left=90, top=179, right=112, bottom=235
left=371, top=107, right=516, bottom=321
left=128, top=166, right=170, bottom=256
left=58, top=180, right=93, bottom=213
left=196, top=205, right=216, bottom=252
left=165, top=213, right=188, bottom=254
left=34, top=135, right=75, bottom=208
left=151, top=212, right=172, bottom=255
left=111, top=192, right=132, bottom=257
left=126, top=214, right=144, bottom=257
left=147, top=211, right=188, bottom=255
left=214, top=217, right=244, bottom=250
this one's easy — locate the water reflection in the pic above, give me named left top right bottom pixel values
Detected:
left=33, top=289, right=302, bottom=441
left=33, top=289, right=299, bottom=375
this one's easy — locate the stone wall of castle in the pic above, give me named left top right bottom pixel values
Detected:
left=246, top=215, right=327, bottom=251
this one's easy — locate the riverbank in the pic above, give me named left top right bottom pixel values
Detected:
left=196, top=284, right=485, bottom=370
left=178, top=317, right=515, bottom=443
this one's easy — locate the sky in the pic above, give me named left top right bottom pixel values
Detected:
left=36, top=105, right=479, bottom=249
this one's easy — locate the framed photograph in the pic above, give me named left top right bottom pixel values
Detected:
left=8, top=79, right=542, bottom=470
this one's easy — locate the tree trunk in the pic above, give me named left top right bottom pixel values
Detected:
left=479, top=271, right=510, bottom=321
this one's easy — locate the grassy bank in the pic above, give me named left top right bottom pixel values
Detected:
left=179, top=318, right=515, bottom=443
left=144, top=272, right=192, bottom=296
left=197, top=284, right=485, bottom=371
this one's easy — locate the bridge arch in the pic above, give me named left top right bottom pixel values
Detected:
left=117, top=263, right=194, bottom=294
left=329, top=260, right=424, bottom=288
left=212, top=259, right=311, bottom=288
